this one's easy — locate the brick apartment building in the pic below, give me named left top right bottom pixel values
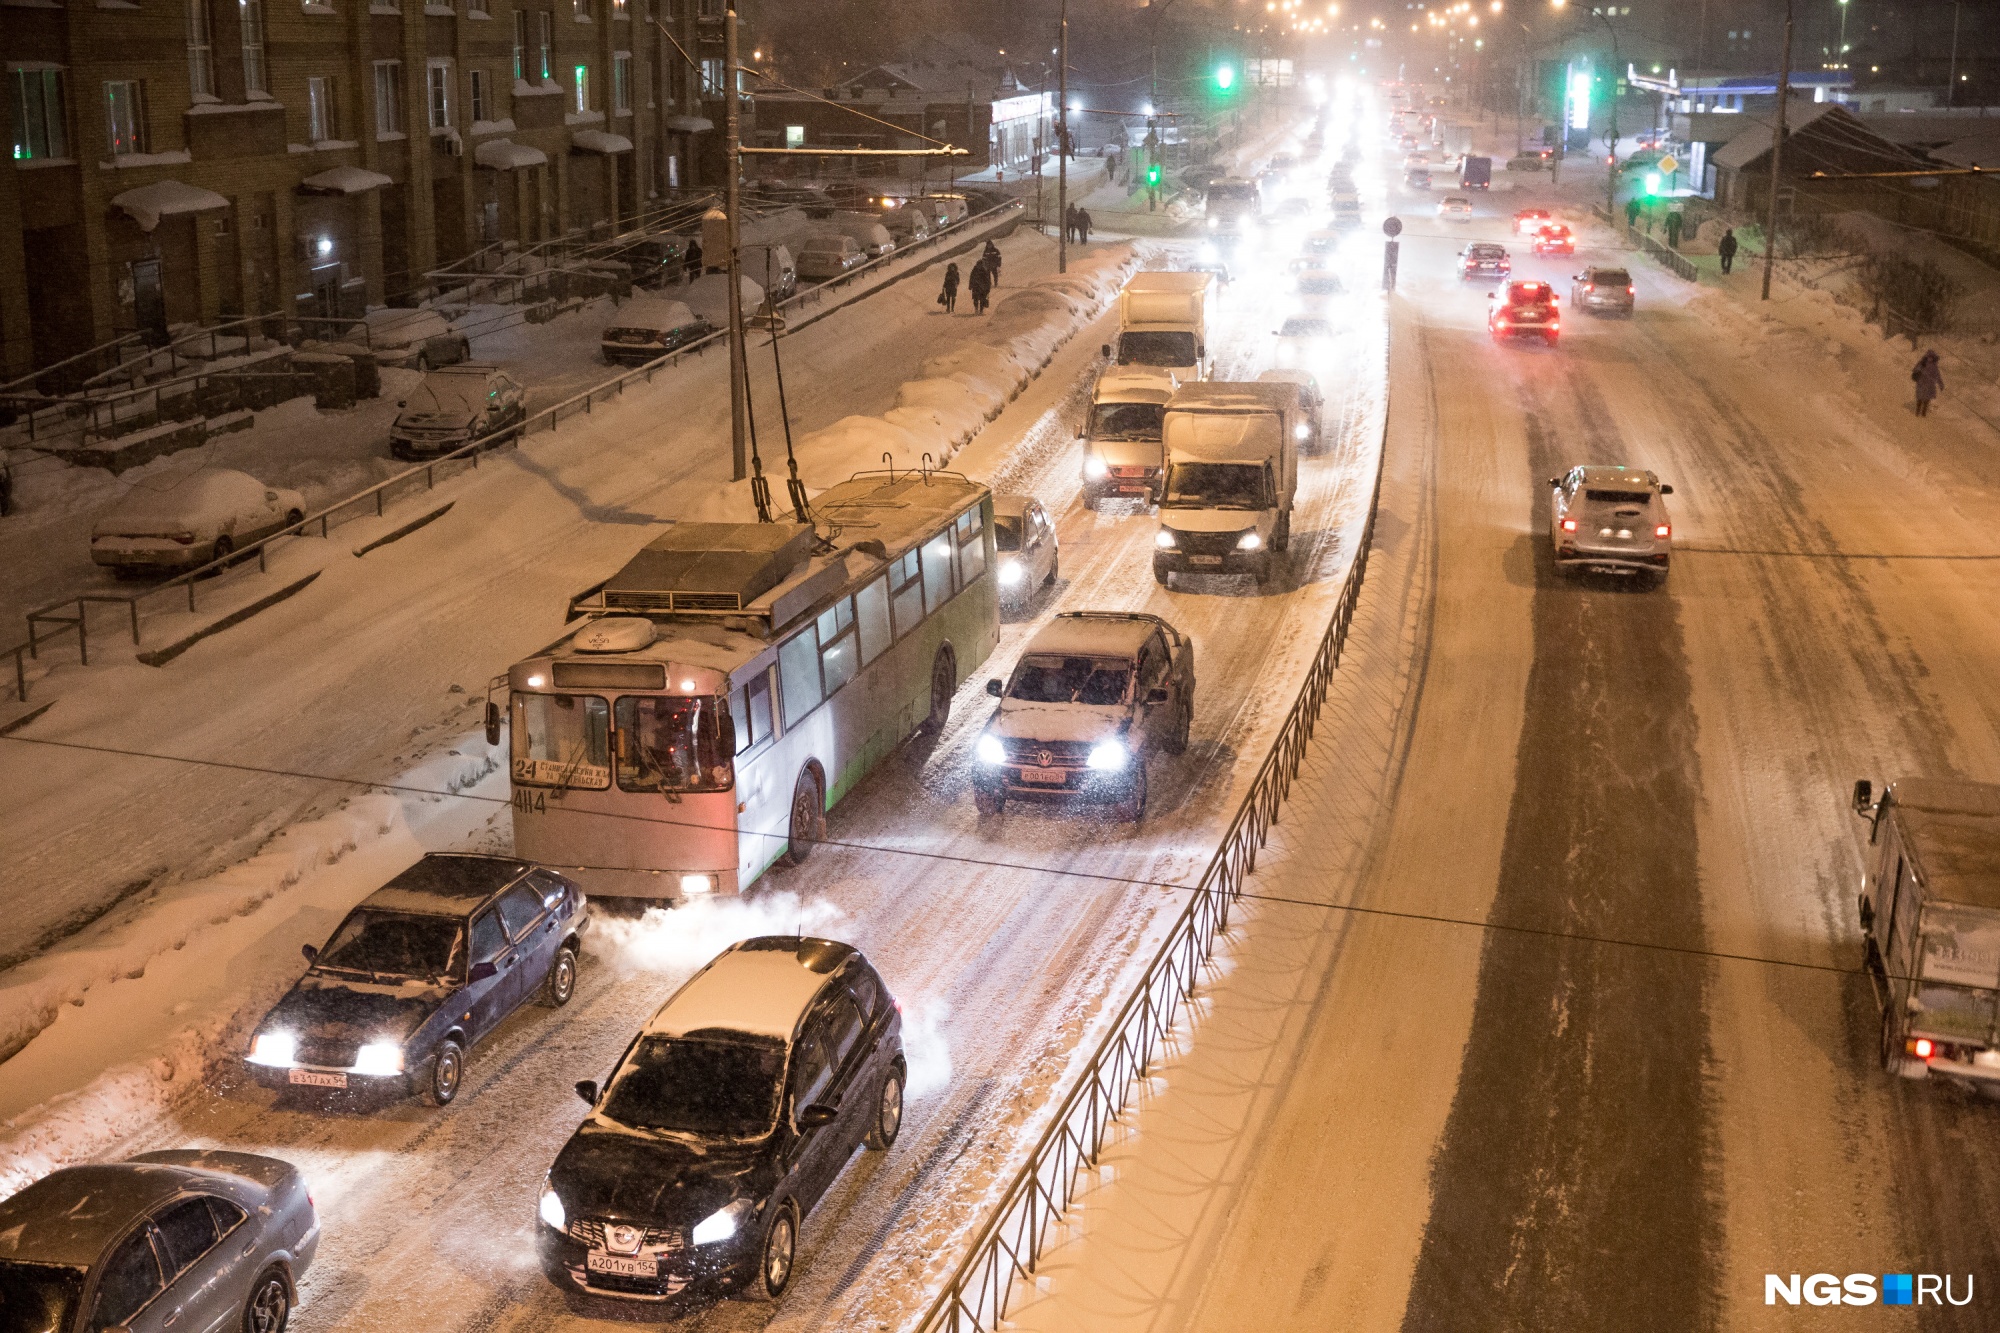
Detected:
left=2, top=0, right=748, bottom=379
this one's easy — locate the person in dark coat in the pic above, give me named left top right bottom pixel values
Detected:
left=939, top=262, right=960, bottom=313
left=967, top=258, right=993, bottom=314
left=1625, top=197, right=1641, bottom=230
left=1913, top=350, right=1943, bottom=417
left=1665, top=209, right=1683, bottom=248
left=1063, top=203, right=1080, bottom=243
left=1078, top=208, right=1093, bottom=244
left=683, top=238, right=702, bottom=284
left=981, top=240, right=1003, bottom=286
left=1718, top=228, right=1739, bottom=274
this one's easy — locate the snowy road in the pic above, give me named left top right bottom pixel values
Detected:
left=1008, top=145, right=2000, bottom=1332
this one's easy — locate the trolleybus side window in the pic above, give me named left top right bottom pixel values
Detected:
left=511, top=693, right=611, bottom=788
left=730, top=669, right=774, bottom=756
left=921, top=527, right=956, bottom=614
left=955, top=506, right=986, bottom=584
left=780, top=625, right=823, bottom=726
left=613, top=695, right=733, bottom=793
left=818, top=598, right=859, bottom=697
left=890, top=550, right=924, bottom=640
left=855, top=574, right=891, bottom=666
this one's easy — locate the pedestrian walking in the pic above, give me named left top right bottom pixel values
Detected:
left=1717, top=228, right=1739, bottom=275
left=967, top=258, right=993, bottom=315
left=1078, top=209, right=1093, bottom=245
left=982, top=240, right=1003, bottom=286
left=1064, top=203, right=1080, bottom=244
left=683, top=238, right=702, bottom=284
left=1913, top=350, right=1943, bottom=417
left=1625, top=197, right=1641, bottom=230
left=1665, top=211, right=1683, bottom=248
left=939, top=262, right=960, bottom=314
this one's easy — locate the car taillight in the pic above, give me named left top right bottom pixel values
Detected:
left=1913, top=1038, right=1935, bottom=1059
left=1585, top=283, right=1595, bottom=292
left=1627, top=285, right=1636, bottom=295
left=1561, top=517, right=1577, bottom=532
left=1654, top=524, right=1671, bottom=539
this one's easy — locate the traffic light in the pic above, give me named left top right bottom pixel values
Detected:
left=1146, top=162, right=1162, bottom=188
left=1215, top=64, right=1237, bottom=92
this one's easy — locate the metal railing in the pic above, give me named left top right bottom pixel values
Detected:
left=1593, top=204, right=1700, bottom=283
left=4, top=197, right=1026, bottom=704
left=914, top=326, right=1391, bottom=1333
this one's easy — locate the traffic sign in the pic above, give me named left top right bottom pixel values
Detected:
left=1382, top=216, right=1404, bottom=237
left=1656, top=154, right=1679, bottom=176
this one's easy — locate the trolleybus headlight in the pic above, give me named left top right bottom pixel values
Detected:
left=976, top=734, right=1006, bottom=766
left=999, top=559, right=1025, bottom=586
left=249, top=1031, right=297, bottom=1068
left=1087, top=740, right=1130, bottom=772
left=1154, top=530, right=1178, bottom=549
left=538, top=1184, right=567, bottom=1232
left=679, top=873, right=716, bottom=895
left=1083, top=456, right=1109, bottom=480
left=1236, top=531, right=1263, bottom=551
left=352, top=1041, right=405, bottom=1076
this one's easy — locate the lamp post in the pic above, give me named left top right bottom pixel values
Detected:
left=1762, top=0, right=1795, bottom=301
left=1057, top=0, right=1069, bottom=274
left=1592, top=8, right=1622, bottom=228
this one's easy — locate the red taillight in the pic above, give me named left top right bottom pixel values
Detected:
left=1654, top=523, right=1671, bottom=539
left=1585, top=283, right=1595, bottom=292
left=1561, top=517, right=1577, bottom=532
left=1913, top=1038, right=1935, bottom=1059
left=1627, top=285, right=1636, bottom=295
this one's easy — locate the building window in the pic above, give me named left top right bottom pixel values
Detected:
left=570, top=0, right=587, bottom=17
left=10, top=68, right=69, bottom=161
left=427, top=60, right=452, bottom=129
left=700, top=58, right=722, bottom=96
left=613, top=53, right=630, bottom=113
left=611, top=0, right=626, bottom=16
left=469, top=68, right=489, bottom=122
left=187, top=0, right=215, bottom=99
left=239, top=0, right=267, bottom=96
left=373, top=60, right=403, bottom=136
left=512, top=11, right=527, bottom=79
left=105, top=80, right=147, bottom=156
left=306, top=75, right=336, bottom=140
left=573, top=63, right=590, bottom=113
left=537, top=13, right=553, bottom=80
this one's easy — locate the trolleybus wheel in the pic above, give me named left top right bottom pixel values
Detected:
left=924, top=647, right=956, bottom=735
left=781, top=767, right=824, bottom=867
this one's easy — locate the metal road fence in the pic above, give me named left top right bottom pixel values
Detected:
left=4, top=198, right=1023, bottom=705
left=913, top=328, right=1392, bottom=1333
left=1591, top=203, right=1700, bottom=283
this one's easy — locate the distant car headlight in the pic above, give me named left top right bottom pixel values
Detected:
left=1154, top=529, right=1177, bottom=549
left=999, top=558, right=1025, bottom=586
left=352, top=1041, right=405, bottom=1076
left=1083, top=455, right=1109, bottom=480
left=692, top=1200, right=752, bottom=1246
left=1087, top=739, right=1130, bottom=772
left=1237, top=531, right=1263, bottom=551
left=249, top=1031, right=296, bottom=1068
left=976, top=734, right=1007, bottom=766
left=1207, top=216, right=1219, bottom=230
left=538, top=1185, right=566, bottom=1232
left=1294, top=423, right=1310, bottom=441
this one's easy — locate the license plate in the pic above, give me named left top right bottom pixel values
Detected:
left=288, top=1069, right=347, bottom=1088
left=1189, top=555, right=1224, bottom=567
left=587, top=1252, right=659, bottom=1277
left=1020, top=767, right=1068, bottom=785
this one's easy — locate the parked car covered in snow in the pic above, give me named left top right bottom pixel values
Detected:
left=245, top=853, right=589, bottom=1107
left=390, top=363, right=527, bottom=458
left=599, top=298, right=717, bottom=367
left=880, top=205, right=932, bottom=247
left=0, top=1150, right=320, bottom=1333
left=795, top=234, right=866, bottom=282
left=830, top=213, right=897, bottom=259
left=739, top=243, right=798, bottom=301
left=345, top=307, right=470, bottom=371
left=90, top=467, right=305, bottom=574
left=920, top=193, right=972, bottom=232
left=683, top=272, right=766, bottom=327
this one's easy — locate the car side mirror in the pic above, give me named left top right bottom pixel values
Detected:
left=301, top=943, right=319, bottom=964
left=575, top=1079, right=599, bottom=1105
left=1852, top=779, right=1873, bottom=816
left=797, top=1102, right=839, bottom=1129
left=1100, top=343, right=1112, bottom=359
left=485, top=701, right=502, bottom=747
left=1146, top=686, right=1171, bottom=705
left=986, top=678, right=1003, bottom=697
left=1657, top=483, right=1673, bottom=495
left=469, top=960, right=499, bottom=983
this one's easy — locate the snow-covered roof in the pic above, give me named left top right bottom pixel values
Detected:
left=1934, top=130, right=2000, bottom=170
left=1094, top=367, right=1179, bottom=404
left=1573, top=465, right=1662, bottom=490
left=644, top=939, right=843, bottom=1041
left=665, top=115, right=713, bottom=133
left=571, top=129, right=633, bottom=154
left=1167, top=382, right=1298, bottom=414
left=1884, top=779, right=2000, bottom=913
left=300, top=165, right=394, bottom=194
left=1711, top=101, right=1912, bottom=171
left=1024, top=612, right=1160, bottom=660
left=474, top=139, right=548, bottom=170
left=110, top=179, right=228, bottom=232
left=360, top=854, right=529, bottom=916
left=604, top=297, right=699, bottom=331
left=98, top=467, right=266, bottom=522
left=682, top=271, right=764, bottom=324
left=350, top=306, right=455, bottom=347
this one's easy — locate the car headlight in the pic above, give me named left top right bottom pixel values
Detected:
left=1237, top=531, right=1262, bottom=551
left=999, top=558, right=1025, bottom=586
left=1207, top=216, right=1219, bottom=229
left=538, top=1185, right=566, bottom=1232
left=1293, top=423, right=1310, bottom=441
left=692, top=1200, right=753, bottom=1246
left=352, top=1041, right=405, bottom=1076
left=1154, top=529, right=1177, bottom=549
left=976, top=734, right=1006, bottom=766
left=1083, top=455, right=1109, bottom=480
left=249, top=1031, right=296, bottom=1068
left=1086, top=740, right=1130, bottom=772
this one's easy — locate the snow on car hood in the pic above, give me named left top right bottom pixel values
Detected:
left=259, top=971, right=450, bottom=1045
left=1158, top=509, right=1267, bottom=533
left=987, top=702, right=1127, bottom=744
left=549, top=1118, right=761, bottom=1224
left=398, top=378, right=483, bottom=424
left=1089, top=437, right=1163, bottom=468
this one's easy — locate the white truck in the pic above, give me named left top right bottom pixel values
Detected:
left=1103, top=272, right=1210, bottom=382
left=1080, top=367, right=1178, bottom=509
left=1152, top=383, right=1302, bottom=587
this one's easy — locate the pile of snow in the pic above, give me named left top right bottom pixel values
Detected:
left=795, top=247, right=1137, bottom=474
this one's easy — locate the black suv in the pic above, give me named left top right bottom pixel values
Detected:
left=538, top=937, right=905, bottom=1305
left=245, top=854, right=588, bottom=1106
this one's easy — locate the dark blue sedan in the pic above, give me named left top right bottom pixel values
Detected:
left=245, top=854, right=588, bottom=1106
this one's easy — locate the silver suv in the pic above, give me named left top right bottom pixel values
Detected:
left=1548, top=466, right=1674, bottom=584
left=972, top=612, right=1195, bottom=821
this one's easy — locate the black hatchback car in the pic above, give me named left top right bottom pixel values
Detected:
left=536, top=937, right=904, bottom=1305
left=245, top=854, right=588, bottom=1106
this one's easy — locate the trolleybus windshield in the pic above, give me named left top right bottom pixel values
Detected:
left=512, top=692, right=611, bottom=788
left=614, top=695, right=733, bottom=793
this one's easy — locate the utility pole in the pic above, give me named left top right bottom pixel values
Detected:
left=1057, top=0, right=1069, bottom=275
left=1946, top=0, right=1962, bottom=107
left=724, top=4, right=748, bottom=480
left=1597, top=12, right=1622, bottom=229
left=1761, top=0, right=1794, bottom=302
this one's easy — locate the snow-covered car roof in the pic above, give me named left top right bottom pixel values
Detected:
left=991, top=493, right=1041, bottom=520
left=644, top=938, right=850, bottom=1042
left=97, top=467, right=270, bottom=523
left=402, top=367, right=503, bottom=416
left=0, top=1158, right=272, bottom=1266
left=1022, top=611, right=1164, bottom=661
left=358, top=854, right=536, bottom=917
left=682, top=272, right=764, bottom=324
left=351, top=307, right=455, bottom=348
left=604, top=298, right=702, bottom=333
left=1571, top=465, right=1662, bottom=490
left=1095, top=367, right=1179, bottom=403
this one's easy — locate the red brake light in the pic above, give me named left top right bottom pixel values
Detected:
left=1561, top=517, right=1577, bottom=532
left=1654, top=523, right=1671, bottom=539
left=1627, top=285, right=1636, bottom=295
left=1585, top=283, right=1595, bottom=292
left=1914, top=1038, right=1935, bottom=1059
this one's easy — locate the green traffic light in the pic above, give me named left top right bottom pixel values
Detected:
left=1146, top=163, right=1162, bottom=186
left=1215, top=64, right=1236, bottom=92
